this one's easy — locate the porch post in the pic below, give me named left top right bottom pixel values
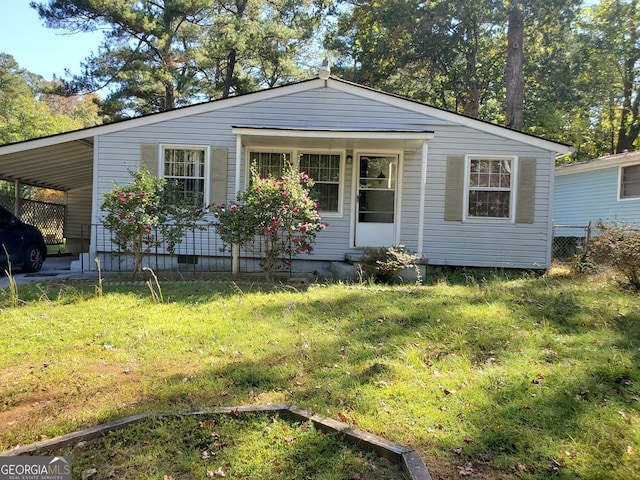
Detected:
left=13, top=179, right=20, bottom=215
left=417, top=141, right=428, bottom=256
left=232, top=134, right=243, bottom=276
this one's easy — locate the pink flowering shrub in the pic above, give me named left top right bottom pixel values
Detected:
left=214, top=163, right=326, bottom=281
left=101, top=166, right=207, bottom=275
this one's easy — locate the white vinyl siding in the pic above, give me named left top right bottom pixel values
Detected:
left=95, top=84, right=556, bottom=267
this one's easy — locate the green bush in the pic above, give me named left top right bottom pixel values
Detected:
left=360, top=245, right=420, bottom=284
left=590, top=223, right=640, bottom=288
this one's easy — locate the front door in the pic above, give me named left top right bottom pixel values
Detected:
left=355, top=154, right=398, bottom=247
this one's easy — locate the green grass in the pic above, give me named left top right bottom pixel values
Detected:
left=39, top=412, right=408, bottom=480
left=1, top=268, right=639, bottom=479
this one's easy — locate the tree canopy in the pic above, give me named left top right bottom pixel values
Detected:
left=31, top=0, right=322, bottom=119
left=5, top=0, right=639, bottom=161
left=0, top=53, right=101, bottom=145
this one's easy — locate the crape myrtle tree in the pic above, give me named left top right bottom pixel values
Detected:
left=213, top=163, right=326, bottom=282
left=101, top=166, right=207, bottom=276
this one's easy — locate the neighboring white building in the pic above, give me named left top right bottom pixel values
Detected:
left=554, top=151, right=640, bottom=229
left=0, top=76, right=571, bottom=272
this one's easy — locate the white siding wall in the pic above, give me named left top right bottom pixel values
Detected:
left=65, top=186, right=93, bottom=254
left=415, top=127, right=555, bottom=268
left=95, top=86, right=555, bottom=268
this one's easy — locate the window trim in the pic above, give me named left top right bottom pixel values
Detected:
left=245, top=147, right=345, bottom=217
left=463, top=154, right=518, bottom=223
left=159, top=144, right=211, bottom=206
left=618, top=164, right=640, bottom=201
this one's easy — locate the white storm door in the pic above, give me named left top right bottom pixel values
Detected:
left=355, top=154, right=398, bottom=247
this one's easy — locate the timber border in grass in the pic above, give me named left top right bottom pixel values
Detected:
left=0, top=403, right=432, bottom=480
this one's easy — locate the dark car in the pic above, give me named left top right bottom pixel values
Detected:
left=0, top=205, right=47, bottom=273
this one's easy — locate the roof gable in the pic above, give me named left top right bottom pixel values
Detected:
left=0, top=76, right=571, bottom=155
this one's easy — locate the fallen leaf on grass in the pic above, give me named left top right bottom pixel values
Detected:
left=207, top=466, right=228, bottom=477
left=627, top=445, right=634, bottom=455
left=338, top=412, right=356, bottom=425
left=163, top=476, right=174, bottom=480
left=549, top=459, right=565, bottom=471
left=516, top=463, right=528, bottom=472
left=458, top=462, right=474, bottom=476
left=82, top=468, right=97, bottom=479
left=618, top=411, right=631, bottom=423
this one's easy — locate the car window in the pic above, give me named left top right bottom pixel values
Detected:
left=0, top=209, right=13, bottom=228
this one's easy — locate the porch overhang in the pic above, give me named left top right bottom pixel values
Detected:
left=231, top=127, right=434, bottom=151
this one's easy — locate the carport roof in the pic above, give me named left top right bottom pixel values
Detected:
left=0, top=133, right=94, bottom=192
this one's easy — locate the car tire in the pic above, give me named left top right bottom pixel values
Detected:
left=22, top=245, right=44, bottom=273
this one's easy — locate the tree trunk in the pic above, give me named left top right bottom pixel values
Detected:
left=164, top=83, right=176, bottom=110
left=462, top=24, right=480, bottom=117
left=162, top=0, right=177, bottom=110
left=222, top=0, right=249, bottom=98
left=223, top=48, right=237, bottom=98
left=506, top=0, right=525, bottom=130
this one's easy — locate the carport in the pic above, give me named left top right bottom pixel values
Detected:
left=0, top=129, right=96, bottom=255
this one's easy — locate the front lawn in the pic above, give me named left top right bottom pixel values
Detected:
left=1, top=268, right=638, bottom=479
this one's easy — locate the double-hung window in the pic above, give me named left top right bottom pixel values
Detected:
left=620, top=164, right=640, bottom=200
left=162, top=145, right=208, bottom=206
left=248, top=150, right=342, bottom=214
left=466, top=156, right=515, bottom=220
left=299, top=153, right=341, bottom=213
left=250, top=151, right=291, bottom=179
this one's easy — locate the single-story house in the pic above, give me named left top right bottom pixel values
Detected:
left=554, top=151, right=640, bottom=229
left=0, top=73, right=571, bottom=273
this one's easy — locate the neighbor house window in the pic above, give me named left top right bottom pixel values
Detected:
left=162, top=145, right=208, bottom=206
left=620, top=164, right=640, bottom=199
left=248, top=150, right=342, bottom=214
left=466, top=156, right=514, bottom=219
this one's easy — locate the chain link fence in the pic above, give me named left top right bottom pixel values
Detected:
left=552, top=222, right=604, bottom=260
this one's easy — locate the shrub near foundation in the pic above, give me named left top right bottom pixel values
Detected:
left=360, top=245, right=420, bottom=283
left=590, top=223, right=640, bottom=288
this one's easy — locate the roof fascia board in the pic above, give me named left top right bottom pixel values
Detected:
left=326, top=78, right=572, bottom=155
left=556, top=152, right=640, bottom=175
left=231, top=127, right=434, bottom=140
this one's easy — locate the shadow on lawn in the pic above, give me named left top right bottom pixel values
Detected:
left=8, top=275, right=640, bottom=479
